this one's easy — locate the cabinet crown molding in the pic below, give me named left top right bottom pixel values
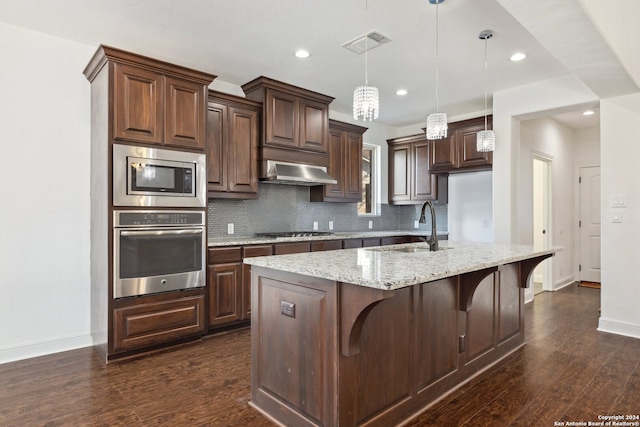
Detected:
left=83, top=45, right=216, bottom=84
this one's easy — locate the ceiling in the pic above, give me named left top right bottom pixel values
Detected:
left=0, top=0, right=631, bottom=129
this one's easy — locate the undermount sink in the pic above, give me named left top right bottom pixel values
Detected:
left=366, top=246, right=453, bottom=253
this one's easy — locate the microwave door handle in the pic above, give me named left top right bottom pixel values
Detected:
left=119, top=229, right=203, bottom=237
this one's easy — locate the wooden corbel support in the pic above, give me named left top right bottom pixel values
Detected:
left=459, top=266, right=499, bottom=312
left=340, top=284, right=394, bottom=357
left=518, top=254, right=553, bottom=288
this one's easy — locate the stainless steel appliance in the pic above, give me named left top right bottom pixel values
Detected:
left=113, top=210, right=206, bottom=298
left=113, top=144, right=206, bottom=207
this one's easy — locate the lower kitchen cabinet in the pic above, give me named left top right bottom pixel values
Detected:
left=242, top=245, right=273, bottom=319
left=112, top=290, right=205, bottom=353
left=311, top=240, right=343, bottom=252
left=208, top=247, right=243, bottom=327
left=273, top=241, right=311, bottom=255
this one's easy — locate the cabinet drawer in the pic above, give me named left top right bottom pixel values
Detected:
left=208, top=247, right=242, bottom=264
left=113, top=294, right=205, bottom=352
left=273, top=242, right=310, bottom=255
left=362, top=238, right=381, bottom=248
left=243, top=245, right=274, bottom=258
left=343, top=239, right=363, bottom=249
left=311, top=240, right=343, bottom=252
left=381, top=236, right=413, bottom=246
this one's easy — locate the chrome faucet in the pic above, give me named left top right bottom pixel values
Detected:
left=419, top=200, right=439, bottom=251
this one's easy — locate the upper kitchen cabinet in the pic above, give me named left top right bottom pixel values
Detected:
left=387, top=134, right=447, bottom=205
left=206, top=91, right=261, bottom=199
left=429, top=116, right=493, bottom=172
left=241, top=76, right=334, bottom=168
left=310, top=120, right=367, bottom=203
left=84, top=45, right=215, bottom=151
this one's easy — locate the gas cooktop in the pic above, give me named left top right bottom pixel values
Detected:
left=254, top=231, right=335, bottom=238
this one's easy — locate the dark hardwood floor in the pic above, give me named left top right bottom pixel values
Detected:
left=0, top=284, right=637, bottom=426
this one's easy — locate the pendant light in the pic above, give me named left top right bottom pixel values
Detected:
left=353, top=0, right=379, bottom=121
left=477, top=30, right=495, bottom=152
left=426, top=0, right=447, bottom=140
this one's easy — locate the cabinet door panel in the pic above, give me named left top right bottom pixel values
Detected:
left=228, top=106, right=259, bottom=193
left=206, top=102, right=227, bottom=191
left=299, top=98, right=329, bottom=152
left=429, top=135, right=456, bottom=172
left=209, top=263, right=242, bottom=326
left=266, top=89, right=297, bottom=147
left=165, top=77, right=206, bottom=150
left=323, top=130, right=345, bottom=198
left=344, top=132, right=363, bottom=200
left=412, top=140, right=437, bottom=201
left=113, top=64, right=163, bottom=144
left=242, top=245, right=273, bottom=319
left=113, top=295, right=205, bottom=352
left=389, top=144, right=411, bottom=203
left=456, top=119, right=492, bottom=169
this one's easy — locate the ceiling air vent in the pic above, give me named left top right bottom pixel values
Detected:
left=342, top=31, right=392, bottom=54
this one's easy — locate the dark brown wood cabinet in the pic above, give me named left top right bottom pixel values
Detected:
left=310, top=120, right=367, bottom=203
left=105, top=50, right=213, bottom=151
left=387, top=134, right=446, bottom=205
left=429, top=116, right=493, bottom=172
left=84, top=45, right=214, bottom=362
left=206, top=91, right=261, bottom=199
left=241, top=76, right=334, bottom=171
left=242, top=245, right=273, bottom=319
left=112, top=290, right=205, bottom=353
left=207, top=247, right=243, bottom=327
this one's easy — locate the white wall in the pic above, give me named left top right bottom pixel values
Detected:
left=447, top=171, right=493, bottom=242
left=519, top=117, right=576, bottom=289
left=598, top=93, right=640, bottom=338
left=0, top=23, right=95, bottom=363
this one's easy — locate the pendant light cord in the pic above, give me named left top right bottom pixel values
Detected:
left=435, top=1, right=440, bottom=113
left=484, top=35, right=488, bottom=131
left=364, top=0, right=369, bottom=86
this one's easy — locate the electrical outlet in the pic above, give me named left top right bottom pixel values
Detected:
left=368, top=220, right=373, bottom=229
left=227, top=223, right=234, bottom=234
left=313, top=221, right=318, bottom=231
left=414, top=220, right=419, bottom=229
left=329, top=221, right=334, bottom=230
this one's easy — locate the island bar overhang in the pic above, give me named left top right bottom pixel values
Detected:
left=246, top=242, right=556, bottom=427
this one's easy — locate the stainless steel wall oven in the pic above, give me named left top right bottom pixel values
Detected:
left=113, top=210, right=206, bottom=298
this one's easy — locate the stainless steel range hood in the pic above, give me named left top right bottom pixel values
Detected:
left=262, top=160, right=337, bottom=186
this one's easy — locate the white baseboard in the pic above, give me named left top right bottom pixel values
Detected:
left=598, top=318, right=640, bottom=340
left=552, top=276, right=575, bottom=291
left=0, top=334, right=93, bottom=365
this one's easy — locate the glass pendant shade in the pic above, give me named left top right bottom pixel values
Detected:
left=477, top=129, right=495, bottom=152
left=353, top=85, right=380, bottom=121
left=426, top=112, right=448, bottom=139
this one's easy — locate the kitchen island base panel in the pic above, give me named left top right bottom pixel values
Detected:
left=250, top=260, right=537, bottom=427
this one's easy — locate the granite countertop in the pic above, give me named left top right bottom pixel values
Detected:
left=207, top=230, right=448, bottom=247
left=243, top=241, right=559, bottom=291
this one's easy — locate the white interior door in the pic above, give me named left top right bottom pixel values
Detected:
left=579, top=166, right=601, bottom=282
left=532, top=157, right=550, bottom=295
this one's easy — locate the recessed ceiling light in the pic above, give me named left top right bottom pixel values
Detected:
left=295, top=50, right=310, bottom=58
left=396, top=89, right=408, bottom=96
left=583, top=110, right=595, bottom=116
left=510, top=52, right=526, bottom=62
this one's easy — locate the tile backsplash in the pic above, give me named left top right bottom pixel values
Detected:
left=207, top=183, right=447, bottom=238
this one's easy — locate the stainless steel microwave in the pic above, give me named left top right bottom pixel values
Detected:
left=112, top=144, right=206, bottom=207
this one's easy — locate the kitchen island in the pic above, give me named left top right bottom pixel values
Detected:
left=244, top=241, right=557, bottom=427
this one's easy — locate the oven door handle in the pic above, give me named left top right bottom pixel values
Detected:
left=119, top=228, right=204, bottom=237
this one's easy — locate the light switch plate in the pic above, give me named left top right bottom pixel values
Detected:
left=227, top=223, right=234, bottom=234
left=612, top=211, right=622, bottom=223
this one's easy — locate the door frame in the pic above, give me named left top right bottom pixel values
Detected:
left=573, top=163, right=601, bottom=282
left=530, top=151, right=553, bottom=299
